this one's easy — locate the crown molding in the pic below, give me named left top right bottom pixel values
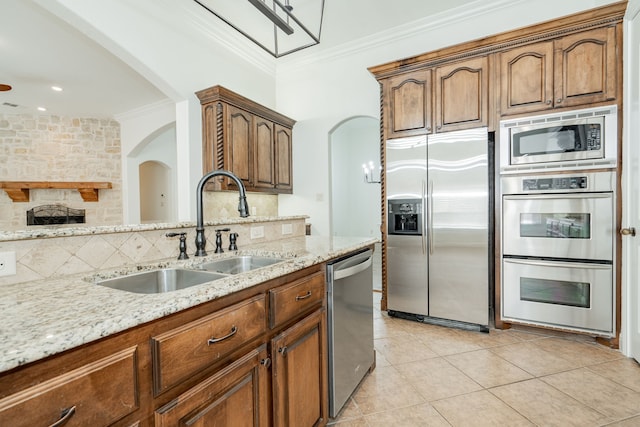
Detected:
left=277, top=0, right=522, bottom=75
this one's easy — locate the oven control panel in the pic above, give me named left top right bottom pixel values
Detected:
left=522, top=176, right=588, bottom=191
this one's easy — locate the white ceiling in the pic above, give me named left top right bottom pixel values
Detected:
left=1, top=0, right=613, bottom=118
left=0, top=0, right=494, bottom=118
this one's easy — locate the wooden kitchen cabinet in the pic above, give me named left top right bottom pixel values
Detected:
left=499, top=26, right=618, bottom=116
left=0, top=264, right=328, bottom=427
left=151, top=293, right=267, bottom=395
left=382, top=69, right=432, bottom=139
left=554, top=26, right=617, bottom=109
left=0, top=347, right=139, bottom=427
left=196, top=85, right=296, bottom=194
left=435, top=56, right=489, bottom=132
left=272, top=308, right=327, bottom=427
left=155, top=345, right=271, bottom=427
left=274, top=124, right=293, bottom=191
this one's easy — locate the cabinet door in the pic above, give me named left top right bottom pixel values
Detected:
left=155, top=345, right=271, bottom=427
left=254, top=116, right=275, bottom=190
left=435, top=56, right=489, bottom=132
left=499, top=41, right=554, bottom=115
left=554, top=26, right=617, bottom=108
left=272, top=308, right=327, bottom=427
left=226, top=105, right=253, bottom=188
left=383, top=70, right=432, bottom=138
left=274, top=124, right=293, bottom=193
left=0, top=347, right=139, bottom=427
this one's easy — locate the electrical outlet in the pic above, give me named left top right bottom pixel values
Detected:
left=0, top=251, right=17, bottom=277
left=282, top=223, right=293, bottom=235
left=250, top=226, right=264, bottom=239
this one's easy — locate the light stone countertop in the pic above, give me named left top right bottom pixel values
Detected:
left=0, top=235, right=377, bottom=373
left=0, top=215, right=308, bottom=242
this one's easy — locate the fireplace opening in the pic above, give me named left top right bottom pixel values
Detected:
left=26, top=204, right=86, bottom=226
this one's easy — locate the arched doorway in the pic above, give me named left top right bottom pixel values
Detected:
left=139, top=160, right=171, bottom=223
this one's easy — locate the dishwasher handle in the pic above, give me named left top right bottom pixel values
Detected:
left=333, top=256, right=373, bottom=280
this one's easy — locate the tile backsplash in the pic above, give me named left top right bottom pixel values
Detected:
left=0, top=217, right=307, bottom=285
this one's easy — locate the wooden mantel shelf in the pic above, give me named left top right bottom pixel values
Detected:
left=0, top=181, right=113, bottom=202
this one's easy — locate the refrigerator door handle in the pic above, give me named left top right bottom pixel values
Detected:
left=422, top=180, right=427, bottom=254
left=428, top=179, right=434, bottom=255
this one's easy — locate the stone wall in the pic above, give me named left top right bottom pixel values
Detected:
left=0, top=114, right=122, bottom=230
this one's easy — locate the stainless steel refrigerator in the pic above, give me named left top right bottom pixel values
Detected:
left=386, top=127, right=490, bottom=328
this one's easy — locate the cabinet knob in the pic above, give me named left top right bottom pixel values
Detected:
left=546, top=100, right=552, bottom=104
left=621, top=227, right=637, bottom=237
left=278, top=346, right=288, bottom=356
left=260, top=357, right=272, bottom=368
left=557, top=98, right=563, bottom=103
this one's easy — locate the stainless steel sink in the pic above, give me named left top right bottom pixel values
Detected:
left=196, top=255, right=284, bottom=275
left=97, top=268, right=227, bottom=294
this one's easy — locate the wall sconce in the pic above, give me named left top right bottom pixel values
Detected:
left=362, top=161, right=381, bottom=184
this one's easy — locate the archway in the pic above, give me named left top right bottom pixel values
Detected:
left=139, top=160, right=171, bottom=223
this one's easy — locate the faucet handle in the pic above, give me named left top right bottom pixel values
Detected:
left=166, top=232, right=189, bottom=260
left=214, top=228, right=230, bottom=254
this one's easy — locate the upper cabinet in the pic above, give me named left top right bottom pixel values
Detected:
left=381, top=56, right=489, bottom=139
left=500, top=26, right=618, bottom=116
left=435, top=56, right=489, bottom=132
left=383, top=70, right=432, bottom=139
left=196, top=85, right=296, bottom=194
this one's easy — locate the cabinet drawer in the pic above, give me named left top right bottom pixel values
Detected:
left=155, top=345, right=270, bottom=427
left=0, top=347, right=138, bottom=427
left=269, top=272, right=325, bottom=328
left=152, top=294, right=267, bottom=395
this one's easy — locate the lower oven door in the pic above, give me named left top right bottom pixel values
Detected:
left=502, top=257, right=613, bottom=335
left=502, top=193, right=613, bottom=261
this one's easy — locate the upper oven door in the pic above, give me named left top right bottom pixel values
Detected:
left=502, top=192, right=613, bottom=261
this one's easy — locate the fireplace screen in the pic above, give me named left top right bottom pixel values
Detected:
left=26, top=204, right=86, bottom=226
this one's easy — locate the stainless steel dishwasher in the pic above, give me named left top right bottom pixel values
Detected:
left=326, top=248, right=375, bottom=418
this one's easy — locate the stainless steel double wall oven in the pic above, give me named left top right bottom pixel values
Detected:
left=499, top=105, right=617, bottom=337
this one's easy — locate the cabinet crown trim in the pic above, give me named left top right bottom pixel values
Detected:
left=196, top=85, right=296, bottom=127
left=368, top=1, right=626, bottom=79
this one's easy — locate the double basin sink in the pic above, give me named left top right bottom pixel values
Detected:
left=97, top=255, right=284, bottom=294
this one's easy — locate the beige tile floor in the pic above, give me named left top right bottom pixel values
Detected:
left=329, top=292, right=640, bottom=427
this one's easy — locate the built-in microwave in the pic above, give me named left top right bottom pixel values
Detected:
left=499, top=105, right=617, bottom=173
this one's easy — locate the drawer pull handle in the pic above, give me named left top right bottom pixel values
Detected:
left=207, top=326, right=238, bottom=345
left=295, top=291, right=312, bottom=301
left=260, top=357, right=271, bottom=368
left=49, top=406, right=76, bottom=427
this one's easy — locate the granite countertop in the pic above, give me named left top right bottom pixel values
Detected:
left=0, top=235, right=377, bottom=374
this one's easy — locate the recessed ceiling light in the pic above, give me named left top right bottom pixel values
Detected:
left=37, top=107, right=47, bottom=112
left=51, top=86, right=63, bottom=92
left=0, top=84, right=12, bottom=92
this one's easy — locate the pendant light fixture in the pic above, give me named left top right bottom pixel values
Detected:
left=193, top=0, right=324, bottom=58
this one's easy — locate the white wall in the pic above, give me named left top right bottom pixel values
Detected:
left=276, top=0, right=619, bottom=236
left=330, top=117, right=381, bottom=237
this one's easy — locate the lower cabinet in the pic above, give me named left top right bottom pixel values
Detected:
left=155, top=345, right=271, bottom=427
left=272, top=308, right=327, bottom=427
left=0, top=347, right=139, bottom=427
left=0, top=265, right=329, bottom=427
